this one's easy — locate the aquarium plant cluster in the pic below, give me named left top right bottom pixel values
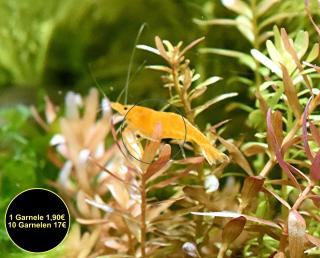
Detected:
left=1, top=0, right=320, bottom=257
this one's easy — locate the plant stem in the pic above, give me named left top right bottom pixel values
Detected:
left=126, top=223, right=135, bottom=255
left=140, top=176, right=147, bottom=258
left=172, top=63, right=195, bottom=124
left=259, top=158, right=275, bottom=177
left=281, top=153, right=289, bottom=218
left=279, top=228, right=288, bottom=253
left=251, top=0, right=262, bottom=88
left=217, top=243, right=228, bottom=258
left=171, top=58, right=206, bottom=246
left=292, top=182, right=314, bottom=210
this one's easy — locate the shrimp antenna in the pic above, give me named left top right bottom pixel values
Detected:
left=117, top=22, right=148, bottom=104
left=88, top=63, right=108, bottom=100
left=88, top=63, right=113, bottom=117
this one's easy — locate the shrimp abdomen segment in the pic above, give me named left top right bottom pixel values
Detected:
left=127, top=108, right=188, bottom=140
left=123, top=105, right=228, bottom=164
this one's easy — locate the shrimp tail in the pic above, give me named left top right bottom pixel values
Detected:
left=200, top=144, right=229, bottom=165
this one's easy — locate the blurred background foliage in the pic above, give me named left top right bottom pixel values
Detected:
left=0, top=0, right=318, bottom=256
left=0, top=0, right=310, bottom=134
left=0, top=0, right=308, bottom=104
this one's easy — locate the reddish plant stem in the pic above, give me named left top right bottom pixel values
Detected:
left=292, top=182, right=315, bottom=210
left=217, top=243, right=227, bottom=258
left=140, top=176, right=147, bottom=258
left=259, top=158, right=275, bottom=177
left=279, top=226, right=288, bottom=253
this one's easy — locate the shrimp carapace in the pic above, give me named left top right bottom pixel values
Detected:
left=111, top=102, right=229, bottom=165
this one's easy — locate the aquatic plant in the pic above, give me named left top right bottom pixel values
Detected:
left=3, top=0, right=320, bottom=257
left=29, top=11, right=320, bottom=258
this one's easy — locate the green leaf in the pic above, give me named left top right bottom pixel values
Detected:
left=267, top=87, right=283, bottom=107
left=221, top=0, right=252, bottom=18
left=251, top=49, right=282, bottom=77
left=257, top=0, right=280, bottom=16
left=236, top=15, right=254, bottom=43
left=306, top=43, right=319, bottom=63
left=225, top=102, right=254, bottom=113
left=248, top=109, right=265, bottom=130
left=259, top=13, right=299, bottom=31
left=273, top=25, right=285, bottom=55
left=266, top=40, right=282, bottom=64
left=194, top=76, right=222, bottom=90
left=199, top=48, right=256, bottom=70
left=294, top=30, right=309, bottom=59
left=188, top=76, right=222, bottom=100
left=281, top=64, right=302, bottom=119
left=259, top=80, right=282, bottom=91
left=193, top=18, right=238, bottom=26
left=194, top=92, right=238, bottom=117
left=136, top=44, right=160, bottom=55
left=189, top=87, right=207, bottom=100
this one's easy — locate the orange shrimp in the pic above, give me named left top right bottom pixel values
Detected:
left=111, top=102, right=229, bottom=165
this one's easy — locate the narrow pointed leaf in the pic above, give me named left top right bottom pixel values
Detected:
left=189, top=87, right=207, bottom=100
left=262, top=187, right=291, bottom=209
left=200, top=48, right=256, bottom=70
left=191, top=211, right=281, bottom=229
left=309, top=122, right=320, bottom=146
left=251, top=49, right=282, bottom=77
left=241, top=176, right=265, bottom=209
left=308, top=195, right=320, bottom=208
left=194, top=18, right=238, bottom=26
left=218, top=137, right=253, bottom=176
left=303, top=61, right=320, bottom=73
left=306, top=233, right=320, bottom=248
left=267, top=109, right=300, bottom=189
left=145, top=65, right=172, bottom=73
left=194, top=76, right=222, bottom=90
left=272, top=110, right=284, bottom=145
left=281, top=28, right=312, bottom=91
left=266, top=40, right=282, bottom=63
left=179, top=37, right=205, bottom=57
left=174, top=156, right=205, bottom=164
left=141, top=123, right=163, bottom=166
left=221, top=0, right=252, bottom=18
left=242, top=142, right=268, bottom=156
left=145, top=144, right=171, bottom=181
left=236, top=15, right=254, bottom=42
left=281, top=64, right=302, bottom=118
left=44, top=95, right=57, bottom=124
left=136, top=44, right=160, bottom=55
left=184, top=186, right=215, bottom=209
left=303, top=97, right=314, bottom=161
left=310, top=151, right=320, bottom=181
left=257, top=0, right=280, bottom=16
left=288, top=210, right=306, bottom=258
left=194, top=92, right=238, bottom=117
left=306, top=43, right=319, bottom=62
left=151, top=165, right=193, bottom=189
left=305, top=0, right=320, bottom=37
left=155, top=36, right=170, bottom=63
left=294, top=30, right=309, bottom=59
left=147, top=196, right=182, bottom=222
left=222, top=216, right=246, bottom=244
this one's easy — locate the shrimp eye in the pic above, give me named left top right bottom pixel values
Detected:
left=124, top=107, right=128, bottom=111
